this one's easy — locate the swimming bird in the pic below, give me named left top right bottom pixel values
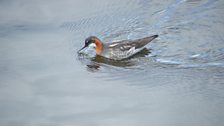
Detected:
left=78, top=35, right=158, bottom=60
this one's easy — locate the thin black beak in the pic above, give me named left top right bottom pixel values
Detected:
left=77, top=45, right=87, bottom=53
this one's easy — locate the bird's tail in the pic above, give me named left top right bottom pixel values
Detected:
left=134, top=35, right=158, bottom=49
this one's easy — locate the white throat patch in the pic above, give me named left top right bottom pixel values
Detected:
left=89, top=43, right=96, bottom=49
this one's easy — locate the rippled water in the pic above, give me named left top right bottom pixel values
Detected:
left=1, top=0, right=224, bottom=126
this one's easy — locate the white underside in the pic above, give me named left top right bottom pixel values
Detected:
left=83, top=43, right=143, bottom=60
left=108, top=47, right=143, bottom=60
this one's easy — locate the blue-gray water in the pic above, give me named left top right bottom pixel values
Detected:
left=0, top=0, right=224, bottom=126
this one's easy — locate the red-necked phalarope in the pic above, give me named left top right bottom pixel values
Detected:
left=78, top=35, right=158, bottom=60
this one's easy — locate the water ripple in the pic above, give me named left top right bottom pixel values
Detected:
left=73, top=0, right=224, bottom=89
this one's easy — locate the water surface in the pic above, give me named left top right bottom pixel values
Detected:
left=0, top=0, right=224, bottom=126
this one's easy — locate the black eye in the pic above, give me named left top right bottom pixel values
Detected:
left=85, top=39, right=93, bottom=45
left=85, top=40, right=89, bottom=45
left=85, top=36, right=95, bottom=46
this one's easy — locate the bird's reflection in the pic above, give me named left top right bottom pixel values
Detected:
left=78, top=48, right=151, bottom=72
